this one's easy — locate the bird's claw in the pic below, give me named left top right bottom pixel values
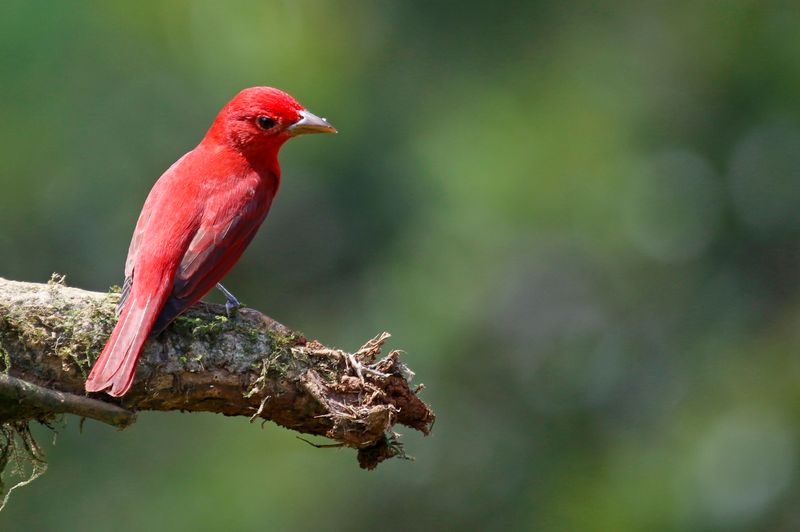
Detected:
left=224, top=299, right=242, bottom=316
left=216, top=283, right=243, bottom=316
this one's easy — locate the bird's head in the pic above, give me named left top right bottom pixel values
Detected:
left=207, top=86, right=336, bottom=159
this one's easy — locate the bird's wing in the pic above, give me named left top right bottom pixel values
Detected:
left=117, top=153, right=190, bottom=315
left=148, top=187, right=272, bottom=334
left=175, top=195, right=268, bottom=299
left=116, top=208, right=149, bottom=315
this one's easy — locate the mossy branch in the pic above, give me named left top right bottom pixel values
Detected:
left=0, top=277, right=433, bottom=470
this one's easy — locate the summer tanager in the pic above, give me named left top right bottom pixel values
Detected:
left=85, top=87, right=335, bottom=397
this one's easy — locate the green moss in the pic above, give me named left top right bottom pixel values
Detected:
left=243, top=331, right=308, bottom=399
left=172, top=314, right=229, bottom=343
left=171, top=310, right=270, bottom=362
left=266, top=341, right=296, bottom=374
left=49, top=297, right=116, bottom=376
left=270, top=332, right=299, bottom=351
left=0, top=342, right=10, bottom=375
left=231, top=321, right=262, bottom=357
left=0, top=290, right=117, bottom=377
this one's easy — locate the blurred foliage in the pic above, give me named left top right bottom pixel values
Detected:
left=2, top=1, right=800, bottom=530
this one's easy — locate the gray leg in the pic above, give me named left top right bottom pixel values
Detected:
left=216, top=283, right=242, bottom=315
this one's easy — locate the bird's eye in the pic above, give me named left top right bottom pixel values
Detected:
left=257, top=116, right=276, bottom=130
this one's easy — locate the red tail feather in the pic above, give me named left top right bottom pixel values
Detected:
left=85, top=296, right=159, bottom=397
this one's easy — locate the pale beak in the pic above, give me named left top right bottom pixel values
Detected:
left=286, top=109, right=337, bottom=136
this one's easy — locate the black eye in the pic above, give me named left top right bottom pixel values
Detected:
left=257, top=116, right=276, bottom=130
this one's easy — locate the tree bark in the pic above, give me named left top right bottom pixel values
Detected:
left=0, top=277, right=433, bottom=469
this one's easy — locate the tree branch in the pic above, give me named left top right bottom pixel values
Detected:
left=0, top=277, right=433, bottom=469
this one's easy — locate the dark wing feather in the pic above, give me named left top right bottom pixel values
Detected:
left=174, top=197, right=267, bottom=299
left=149, top=195, right=269, bottom=335
left=116, top=275, right=133, bottom=316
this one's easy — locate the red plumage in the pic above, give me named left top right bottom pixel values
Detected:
left=85, top=87, right=335, bottom=397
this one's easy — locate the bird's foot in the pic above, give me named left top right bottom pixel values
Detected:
left=225, top=300, right=242, bottom=316
left=216, top=283, right=243, bottom=316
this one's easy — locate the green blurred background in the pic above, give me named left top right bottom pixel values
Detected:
left=2, top=1, right=800, bottom=530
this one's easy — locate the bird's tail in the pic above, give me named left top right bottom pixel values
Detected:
left=85, top=292, right=163, bottom=397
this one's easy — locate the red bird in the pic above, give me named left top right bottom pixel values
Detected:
left=85, top=87, right=336, bottom=397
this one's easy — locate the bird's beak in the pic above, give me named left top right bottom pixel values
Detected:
left=286, top=110, right=337, bottom=136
